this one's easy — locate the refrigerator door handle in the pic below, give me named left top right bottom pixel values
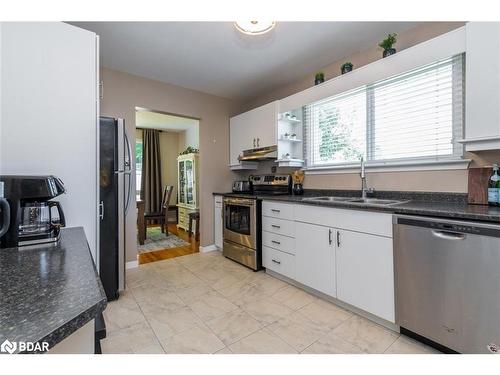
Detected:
left=124, top=129, right=133, bottom=214
left=99, top=201, right=104, bottom=220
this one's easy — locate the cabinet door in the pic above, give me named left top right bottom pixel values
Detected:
left=185, top=159, right=194, bottom=206
left=295, top=222, right=336, bottom=297
left=250, top=101, right=278, bottom=148
left=465, top=22, right=500, bottom=147
left=336, top=229, right=395, bottom=322
left=229, top=113, right=253, bottom=166
left=214, top=199, right=223, bottom=249
left=178, top=160, right=186, bottom=204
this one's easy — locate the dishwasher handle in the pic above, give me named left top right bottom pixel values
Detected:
left=432, top=230, right=466, bottom=241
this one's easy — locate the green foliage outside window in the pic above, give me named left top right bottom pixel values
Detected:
left=317, top=107, right=363, bottom=162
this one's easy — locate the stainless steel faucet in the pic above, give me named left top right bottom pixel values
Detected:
left=360, top=157, right=367, bottom=199
left=360, top=157, right=375, bottom=199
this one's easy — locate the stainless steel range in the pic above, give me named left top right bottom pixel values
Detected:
left=223, top=174, right=291, bottom=270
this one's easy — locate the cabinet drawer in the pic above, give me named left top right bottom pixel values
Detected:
left=262, top=201, right=294, bottom=220
left=294, top=204, right=392, bottom=238
left=262, top=216, right=295, bottom=237
left=263, top=246, right=295, bottom=279
left=262, top=231, right=295, bottom=255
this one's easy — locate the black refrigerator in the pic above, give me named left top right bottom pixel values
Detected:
left=99, top=116, right=132, bottom=301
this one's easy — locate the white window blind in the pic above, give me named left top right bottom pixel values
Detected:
left=304, top=54, right=464, bottom=169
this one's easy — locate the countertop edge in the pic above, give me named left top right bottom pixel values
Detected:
left=213, top=192, right=500, bottom=224
left=1, top=227, right=108, bottom=354
left=23, top=298, right=107, bottom=354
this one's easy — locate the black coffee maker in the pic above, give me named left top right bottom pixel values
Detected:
left=0, top=176, right=66, bottom=248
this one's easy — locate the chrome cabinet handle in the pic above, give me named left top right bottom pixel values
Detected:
left=329, top=229, right=332, bottom=245
left=271, top=209, right=280, bottom=213
left=253, top=138, right=256, bottom=148
left=337, top=231, right=341, bottom=247
left=272, top=259, right=281, bottom=264
left=257, top=138, right=260, bottom=147
left=271, top=224, right=281, bottom=229
left=271, top=240, right=281, bottom=245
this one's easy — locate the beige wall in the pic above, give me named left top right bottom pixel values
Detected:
left=100, top=67, right=243, bottom=261
left=236, top=21, right=499, bottom=194
left=180, top=125, right=199, bottom=151
left=243, top=22, right=466, bottom=111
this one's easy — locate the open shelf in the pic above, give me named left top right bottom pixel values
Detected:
left=279, top=137, right=302, bottom=143
left=275, top=158, right=305, bottom=167
left=280, top=114, right=302, bottom=124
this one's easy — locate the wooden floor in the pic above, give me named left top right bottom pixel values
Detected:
left=137, top=223, right=200, bottom=265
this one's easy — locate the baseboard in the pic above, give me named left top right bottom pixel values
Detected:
left=199, top=244, right=220, bottom=253
left=126, top=260, right=138, bottom=269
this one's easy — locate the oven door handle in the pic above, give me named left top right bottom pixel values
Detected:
left=224, top=199, right=255, bottom=207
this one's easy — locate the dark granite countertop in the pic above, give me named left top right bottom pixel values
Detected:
left=0, top=227, right=107, bottom=353
left=213, top=191, right=500, bottom=223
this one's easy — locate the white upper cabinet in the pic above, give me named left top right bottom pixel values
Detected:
left=461, top=22, right=500, bottom=151
left=229, top=101, right=278, bottom=169
left=250, top=100, right=278, bottom=148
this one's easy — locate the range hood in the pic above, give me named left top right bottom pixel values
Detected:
left=238, top=145, right=278, bottom=161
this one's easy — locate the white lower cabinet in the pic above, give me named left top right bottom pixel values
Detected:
left=335, top=229, right=395, bottom=323
left=263, top=246, right=295, bottom=279
left=295, top=222, right=336, bottom=298
left=263, top=202, right=395, bottom=324
left=214, top=195, right=223, bottom=249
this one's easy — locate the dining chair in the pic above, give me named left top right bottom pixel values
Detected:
left=143, top=185, right=174, bottom=237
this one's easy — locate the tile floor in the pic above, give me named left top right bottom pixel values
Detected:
left=101, top=251, right=439, bottom=354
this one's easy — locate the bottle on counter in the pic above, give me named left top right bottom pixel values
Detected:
left=488, top=164, right=500, bottom=206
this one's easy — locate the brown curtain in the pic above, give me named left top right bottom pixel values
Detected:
left=140, top=129, right=163, bottom=213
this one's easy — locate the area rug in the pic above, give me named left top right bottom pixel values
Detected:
left=138, top=227, right=190, bottom=254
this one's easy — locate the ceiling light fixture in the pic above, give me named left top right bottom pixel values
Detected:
left=234, top=21, right=276, bottom=35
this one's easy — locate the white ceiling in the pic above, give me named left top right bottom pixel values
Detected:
left=136, top=109, right=198, bottom=132
left=72, top=22, right=423, bottom=101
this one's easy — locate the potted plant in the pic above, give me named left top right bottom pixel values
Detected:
left=379, top=33, right=397, bottom=58
left=314, top=72, right=325, bottom=85
left=341, top=62, right=353, bottom=74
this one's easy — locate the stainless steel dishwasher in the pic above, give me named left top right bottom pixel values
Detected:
left=393, top=215, right=500, bottom=354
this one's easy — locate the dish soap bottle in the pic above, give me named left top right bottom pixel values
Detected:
left=488, top=164, right=500, bottom=206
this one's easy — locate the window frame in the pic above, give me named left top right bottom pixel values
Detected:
left=303, top=54, right=469, bottom=173
left=135, top=138, right=143, bottom=198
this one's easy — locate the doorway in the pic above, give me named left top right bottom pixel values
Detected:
left=134, top=108, right=200, bottom=264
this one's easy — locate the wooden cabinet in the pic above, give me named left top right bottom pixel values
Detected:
left=214, top=195, right=223, bottom=249
left=177, top=153, right=199, bottom=232
left=229, top=101, right=278, bottom=169
left=295, top=222, right=336, bottom=298
left=335, top=229, right=395, bottom=323
left=461, top=22, right=500, bottom=151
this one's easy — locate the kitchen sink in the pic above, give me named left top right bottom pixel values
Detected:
left=302, top=196, right=408, bottom=206
left=302, top=196, right=355, bottom=202
left=348, top=198, right=408, bottom=205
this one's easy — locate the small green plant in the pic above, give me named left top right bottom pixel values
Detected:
left=315, top=72, right=325, bottom=80
left=341, top=62, right=353, bottom=70
left=379, top=33, right=397, bottom=50
left=179, top=146, right=199, bottom=155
